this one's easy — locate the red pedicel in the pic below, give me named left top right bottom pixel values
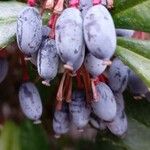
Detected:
left=54, top=0, right=65, bottom=14
left=93, top=0, right=101, bottom=5
left=48, top=14, right=59, bottom=39
left=27, top=0, right=36, bottom=7
left=20, top=54, right=30, bottom=82
left=69, top=0, right=79, bottom=8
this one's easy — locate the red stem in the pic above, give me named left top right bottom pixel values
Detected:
left=55, top=101, right=62, bottom=110
left=93, top=76, right=100, bottom=85
left=69, top=0, right=79, bottom=8
left=44, top=0, right=54, bottom=10
left=19, top=53, right=30, bottom=82
left=27, top=0, right=36, bottom=6
left=92, top=74, right=108, bottom=85
left=65, top=74, right=72, bottom=102
left=63, top=73, right=70, bottom=98
left=48, top=14, right=55, bottom=28
left=93, top=0, right=101, bottom=5
left=91, top=79, right=99, bottom=101
left=79, top=65, right=93, bottom=103
left=53, top=0, right=65, bottom=14
left=76, top=72, right=84, bottom=90
left=56, top=71, right=67, bottom=101
left=48, top=14, right=59, bottom=39
left=40, top=0, right=58, bottom=15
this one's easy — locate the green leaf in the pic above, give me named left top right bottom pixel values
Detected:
left=121, top=92, right=150, bottom=150
left=0, top=2, right=26, bottom=23
left=115, top=46, right=150, bottom=88
left=0, top=121, right=20, bottom=150
left=123, top=118, right=150, bottom=150
left=96, top=118, right=150, bottom=150
left=0, top=2, right=26, bottom=49
left=0, top=22, right=16, bottom=49
left=95, top=91, right=150, bottom=150
left=112, top=0, right=150, bottom=32
left=0, top=120, right=50, bottom=150
left=125, top=91, right=150, bottom=127
left=20, top=120, right=50, bottom=150
left=117, top=37, right=150, bottom=59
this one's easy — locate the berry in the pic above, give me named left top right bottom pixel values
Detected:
left=92, top=82, right=117, bottom=121
left=84, top=53, right=107, bottom=78
left=69, top=90, right=91, bottom=130
left=107, top=111, right=128, bottom=137
left=108, top=58, right=129, bottom=93
left=83, top=5, right=116, bottom=59
left=128, top=70, right=149, bottom=98
left=37, top=39, right=59, bottom=86
left=53, top=103, right=70, bottom=138
left=16, top=7, right=42, bottom=55
left=19, top=82, right=42, bottom=124
left=116, top=29, right=134, bottom=38
left=55, top=8, right=84, bottom=71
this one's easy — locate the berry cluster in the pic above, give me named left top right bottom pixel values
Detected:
left=14, top=0, right=150, bottom=138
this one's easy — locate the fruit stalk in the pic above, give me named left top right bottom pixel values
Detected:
left=54, top=0, right=65, bottom=14
left=69, top=0, right=80, bottom=8
left=27, top=0, right=36, bottom=6
left=49, top=14, right=59, bottom=39
left=63, top=72, right=72, bottom=102
left=56, top=71, right=67, bottom=101
left=76, top=73, right=84, bottom=90
left=93, top=0, right=101, bottom=5
left=91, top=78, right=100, bottom=101
left=44, top=0, right=54, bottom=10
left=19, top=53, right=29, bottom=82
left=65, top=73, right=73, bottom=102
left=78, top=66, right=93, bottom=103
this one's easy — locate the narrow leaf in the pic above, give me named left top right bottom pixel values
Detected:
left=116, top=46, right=150, bottom=88
left=125, top=92, right=150, bottom=127
left=0, top=22, right=16, bottom=49
left=20, top=120, right=50, bottom=150
left=123, top=118, right=150, bottom=150
left=0, top=121, right=20, bottom=150
left=0, top=2, right=26, bottom=49
left=96, top=117, right=150, bottom=150
left=117, top=37, right=150, bottom=59
left=112, top=0, right=150, bottom=32
left=0, top=2, right=26, bottom=23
